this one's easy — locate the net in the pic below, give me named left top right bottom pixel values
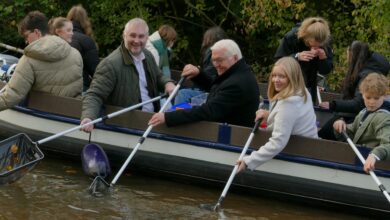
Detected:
left=0, top=133, right=44, bottom=184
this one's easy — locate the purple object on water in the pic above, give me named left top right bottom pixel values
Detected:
left=81, top=143, right=111, bottom=178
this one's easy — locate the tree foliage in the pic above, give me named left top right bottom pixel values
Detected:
left=0, top=0, right=388, bottom=91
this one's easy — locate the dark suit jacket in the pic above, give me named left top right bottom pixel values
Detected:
left=165, top=59, right=260, bottom=127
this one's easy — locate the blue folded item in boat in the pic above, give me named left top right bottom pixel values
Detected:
left=168, top=102, right=192, bottom=111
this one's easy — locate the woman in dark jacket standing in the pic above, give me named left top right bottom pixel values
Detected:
left=67, top=4, right=100, bottom=91
left=275, top=17, right=333, bottom=104
left=318, top=41, right=390, bottom=140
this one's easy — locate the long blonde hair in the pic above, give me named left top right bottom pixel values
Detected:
left=297, top=17, right=330, bottom=45
left=48, top=17, right=70, bottom=35
left=268, top=57, right=308, bottom=102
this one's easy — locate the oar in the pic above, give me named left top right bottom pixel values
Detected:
left=36, top=93, right=168, bottom=145
left=0, top=43, right=24, bottom=54
left=0, top=94, right=166, bottom=185
left=342, top=131, right=390, bottom=203
left=201, top=102, right=264, bottom=211
left=88, top=77, right=186, bottom=194
left=316, top=86, right=322, bottom=104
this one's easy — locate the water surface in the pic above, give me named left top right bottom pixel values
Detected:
left=0, top=158, right=367, bottom=220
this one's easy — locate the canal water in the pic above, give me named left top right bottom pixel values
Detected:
left=0, top=158, right=370, bottom=220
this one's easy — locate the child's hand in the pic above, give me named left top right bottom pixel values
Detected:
left=364, top=154, right=377, bottom=173
left=333, top=119, right=346, bottom=133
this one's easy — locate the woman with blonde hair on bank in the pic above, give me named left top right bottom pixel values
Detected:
left=275, top=17, right=333, bottom=104
left=237, top=57, right=318, bottom=172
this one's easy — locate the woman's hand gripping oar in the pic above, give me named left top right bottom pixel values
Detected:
left=88, top=77, right=187, bottom=195
left=200, top=100, right=264, bottom=212
left=342, top=131, right=390, bottom=204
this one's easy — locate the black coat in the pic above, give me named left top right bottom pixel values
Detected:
left=330, top=52, right=390, bottom=116
left=70, top=21, right=100, bottom=89
left=191, top=48, right=218, bottom=90
left=274, top=24, right=333, bottom=103
left=165, top=59, right=260, bottom=127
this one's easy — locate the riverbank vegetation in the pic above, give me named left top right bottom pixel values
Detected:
left=1, top=0, right=388, bottom=91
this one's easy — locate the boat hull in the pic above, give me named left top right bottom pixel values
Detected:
left=1, top=102, right=390, bottom=215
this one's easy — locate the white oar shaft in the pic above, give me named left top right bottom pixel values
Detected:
left=219, top=132, right=256, bottom=199
left=213, top=102, right=264, bottom=209
left=110, top=77, right=186, bottom=186
left=111, top=125, right=153, bottom=185
left=0, top=43, right=24, bottom=54
left=344, top=132, right=390, bottom=203
left=316, top=86, right=322, bottom=104
left=37, top=95, right=165, bottom=145
left=214, top=119, right=261, bottom=208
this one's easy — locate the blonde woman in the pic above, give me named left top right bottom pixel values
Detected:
left=237, top=57, right=318, bottom=172
left=48, top=17, right=73, bottom=43
left=275, top=17, right=333, bottom=104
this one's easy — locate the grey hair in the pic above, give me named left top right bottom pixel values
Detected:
left=124, top=17, right=149, bottom=35
left=210, top=39, right=242, bottom=59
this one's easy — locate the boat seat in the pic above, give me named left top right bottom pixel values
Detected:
left=27, top=91, right=82, bottom=118
left=104, top=106, right=220, bottom=143
left=229, top=124, right=356, bottom=165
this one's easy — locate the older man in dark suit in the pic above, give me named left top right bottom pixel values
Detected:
left=149, top=39, right=260, bottom=127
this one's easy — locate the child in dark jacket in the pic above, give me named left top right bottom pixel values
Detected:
left=333, top=73, right=390, bottom=173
